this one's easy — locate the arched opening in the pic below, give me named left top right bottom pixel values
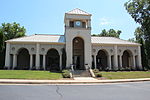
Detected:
left=17, top=48, right=30, bottom=70
left=73, top=37, right=84, bottom=70
left=96, top=50, right=108, bottom=70
left=122, top=50, right=132, bottom=68
left=46, top=49, right=60, bottom=71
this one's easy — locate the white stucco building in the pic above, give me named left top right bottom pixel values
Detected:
left=5, top=8, right=142, bottom=71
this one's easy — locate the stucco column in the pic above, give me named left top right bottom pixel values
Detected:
left=43, top=54, right=46, bottom=70
left=66, top=40, right=72, bottom=68
left=94, top=54, right=97, bottom=69
left=59, top=52, right=62, bottom=70
left=35, top=43, right=40, bottom=69
left=66, top=19, right=70, bottom=27
left=119, top=55, right=122, bottom=68
left=132, top=55, right=136, bottom=70
left=138, top=46, right=142, bottom=69
left=114, top=45, right=118, bottom=70
left=108, top=55, right=111, bottom=70
left=87, top=19, right=91, bottom=29
left=13, top=54, right=17, bottom=69
left=30, top=54, right=33, bottom=70
left=5, top=42, right=10, bottom=69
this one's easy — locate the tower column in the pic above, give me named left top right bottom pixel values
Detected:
left=87, top=19, right=91, bottom=29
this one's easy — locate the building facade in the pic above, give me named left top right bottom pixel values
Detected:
left=5, top=8, right=142, bottom=71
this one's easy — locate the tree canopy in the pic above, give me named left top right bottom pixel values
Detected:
left=0, top=22, right=26, bottom=68
left=92, top=29, right=121, bottom=38
left=0, top=29, right=4, bottom=52
left=125, top=0, right=150, bottom=60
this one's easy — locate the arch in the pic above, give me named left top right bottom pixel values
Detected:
left=46, top=48, right=60, bottom=71
left=96, top=49, right=108, bottom=70
left=72, top=37, right=84, bottom=70
left=17, top=48, right=30, bottom=70
left=122, top=50, right=133, bottom=68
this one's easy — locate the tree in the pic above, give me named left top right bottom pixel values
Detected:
left=0, top=29, right=4, bottom=52
left=125, top=0, right=150, bottom=63
left=99, top=29, right=107, bottom=36
left=134, top=27, right=144, bottom=42
left=128, top=38, right=135, bottom=42
left=1, top=22, right=26, bottom=40
left=134, top=27, right=148, bottom=69
left=97, top=29, right=121, bottom=38
left=0, top=22, right=26, bottom=68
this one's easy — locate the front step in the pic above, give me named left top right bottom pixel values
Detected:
left=72, top=70, right=91, bottom=77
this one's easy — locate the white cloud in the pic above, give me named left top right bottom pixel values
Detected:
left=100, top=18, right=111, bottom=25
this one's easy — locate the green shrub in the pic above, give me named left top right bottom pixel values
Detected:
left=62, top=70, right=70, bottom=78
left=93, top=69, right=99, bottom=73
left=119, top=67, right=125, bottom=71
left=125, top=67, right=131, bottom=71
left=95, top=73, right=102, bottom=77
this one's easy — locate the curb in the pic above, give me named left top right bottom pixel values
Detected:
left=0, top=78, right=150, bottom=84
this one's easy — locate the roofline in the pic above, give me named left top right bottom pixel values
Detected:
left=5, top=35, right=34, bottom=42
left=6, top=41, right=65, bottom=44
left=34, top=34, right=64, bottom=36
left=91, top=36, right=141, bottom=45
left=65, top=8, right=92, bottom=16
left=5, top=34, right=65, bottom=42
left=92, top=43, right=141, bottom=46
left=65, top=13, right=92, bottom=16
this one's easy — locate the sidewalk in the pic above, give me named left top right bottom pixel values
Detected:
left=0, top=77, right=150, bottom=84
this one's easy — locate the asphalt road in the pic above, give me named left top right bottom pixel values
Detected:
left=0, top=82, right=150, bottom=100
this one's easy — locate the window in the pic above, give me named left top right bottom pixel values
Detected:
left=69, top=21, right=74, bottom=27
left=82, top=22, right=86, bottom=28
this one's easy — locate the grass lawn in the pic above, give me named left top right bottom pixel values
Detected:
left=100, top=71, right=150, bottom=79
left=0, top=70, right=62, bottom=80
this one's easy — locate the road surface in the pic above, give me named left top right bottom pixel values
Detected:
left=0, top=81, right=150, bottom=100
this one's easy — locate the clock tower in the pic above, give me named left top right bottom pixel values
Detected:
left=64, top=8, right=92, bottom=69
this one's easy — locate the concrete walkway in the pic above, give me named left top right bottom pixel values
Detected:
left=0, top=78, right=150, bottom=84
left=74, top=77, right=98, bottom=81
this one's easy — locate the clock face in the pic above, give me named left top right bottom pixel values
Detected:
left=75, top=21, right=81, bottom=26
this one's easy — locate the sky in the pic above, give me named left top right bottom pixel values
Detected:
left=0, top=0, right=140, bottom=40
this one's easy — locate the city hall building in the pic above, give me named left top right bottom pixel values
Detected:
left=5, top=8, right=142, bottom=71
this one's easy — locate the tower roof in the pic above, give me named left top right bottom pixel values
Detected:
left=66, top=8, right=91, bottom=16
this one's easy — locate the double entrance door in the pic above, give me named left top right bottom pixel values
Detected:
left=73, top=55, right=84, bottom=70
